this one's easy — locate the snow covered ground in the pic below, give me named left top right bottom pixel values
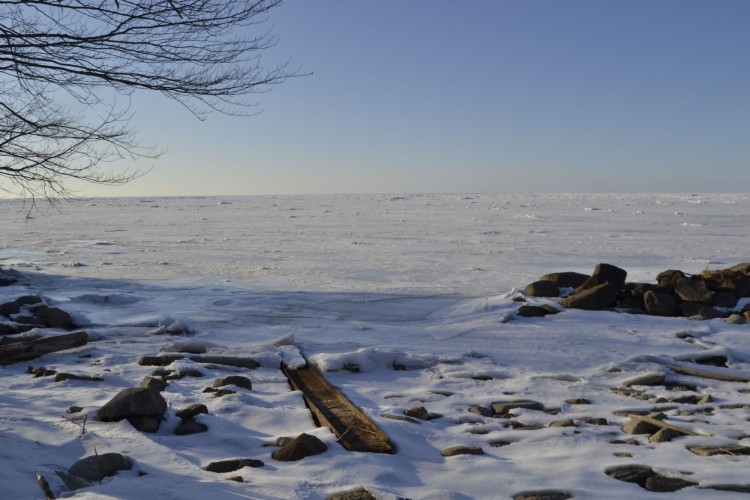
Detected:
left=1, top=193, right=749, bottom=499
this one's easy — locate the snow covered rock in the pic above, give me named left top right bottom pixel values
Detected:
left=272, top=433, right=327, bottom=461
left=68, top=453, right=133, bottom=482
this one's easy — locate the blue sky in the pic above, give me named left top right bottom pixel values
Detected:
left=77, top=0, right=750, bottom=196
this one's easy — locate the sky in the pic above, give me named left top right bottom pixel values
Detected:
left=71, top=0, right=750, bottom=197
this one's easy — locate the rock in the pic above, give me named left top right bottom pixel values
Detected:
left=32, top=306, right=77, bottom=329
left=644, top=474, right=698, bottom=492
left=0, top=295, right=42, bottom=316
left=577, top=263, right=627, bottom=293
left=327, top=487, right=377, bottom=500
left=578, top=416, right=608, bottom=426
left=490, top=440, right=512, bottom=447
left=702, top=484, right=750, bottom=493
left=175, top=421, right=208, bottom=435
left=727, top=313, right=746, bottom=324
left=97, top=387, right=167, bottom=432
left=605, top=464, right=656, bottom=487
left=566, top=398, right=591, bottom=405
left=66, top=405, right=84, bottom=414
left=649, top=428, right=681, bottom=443
left=523, top=280, right=559, bottom=298
left=202, top=387, right=236, bottom=397
left=212, top=375, right=252, bottom=390
left=404, top=406, right=429, bottom=420
left=517, top=305, right=553, bottom=317
left=643, top=290, right=678, bottom=316
left=491, top=400, right=544, bottom=416
left=140, top=376, right=168, bottom=391
left=560, top=281, right=618, bottom=310
left=622, top=419, right=660, bottom=435
left=674, top=278, right=711, bottom=303
left=203, top=458, right=264, bottom=473
left=441, top=445, right=484, bottom=457
left=272, top=433, right=327, bottom=461
left=712, top=291, right=737, bottom=308
left=468, top=406, right=492, bottom=417
left=68, top=453, right=133, bottom=482
left=54, top=372, right=103, bottom=382
left=678, top=301, right=721, bottom=319
left=656, top=270, right=687, bottom=288
left=548, top=419, right=575, bottom=428
left=539, top=271, right=589, bottom=289
left=227, top=476, right=244, bottom=482
left=176, top=403, right=208, bottom=421
left=512, top=490, right=572, bottom=500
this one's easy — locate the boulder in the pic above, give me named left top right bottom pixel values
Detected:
left=140, top=376, right=168, bottom=392
left=674, top=278, right=711, bottom=304
left=98, top=387, right=167, bottom=432
left=32, top=305, right=77, bottom=329
left=656, top=270, right=686, bottom=288
left=576, top=263, right=627, bottom=293
left=539, top=271, right=589, bottom=289
left=517, top=305, right=552, bottom=317
left=68, top=453, right=133, bottom=482
left=272, top=433, right=327, bottom=461
left=523, top=280, right=559, bottom=298
left=560, top=282, right=618, bottom=310
left=491, top=399, right=544, bottom=416
left=404, top=406, right=429, bottom=420
left=712, top=291, right=737, bottom=308
left=643, top=290, right=678, bottom=316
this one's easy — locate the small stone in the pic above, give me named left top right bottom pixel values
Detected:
left=566, top=398, right=591, bottom=405
left=226, top=476, right=244, bottom=483
left=327, top=487, right=377, bottom=500
left=213, top=375, right=252, bottom=390
left=490, top=440, right=512, bottom=448
left=54, top=373, right=103, bottom=383
left=614, top=452, right=633, bottom=458
left=491, top=400, right=544, bottom=416
left=548, top=419, right=575, bottom=428
left=649, top=428, right=682, bottom=443
left=441, top=445, right=485, bottom=457
left=204, top=458, right=264, bottom=473
left=726, top=313, right=746, bottom=324
left=605, top=464, right=655, bottom=487
left=272, top=433, right=327, bottom=461
left=66, top=406, right=84, bottom=414
left=404, top=406, right=429, bottom=420
left=512, top=490, right=572, bottom=500
left=578, top=416, right=608, bottom=426
left=203, top=387, right=236, bottom=397
left=468, top=406, right=492, bottom=417
left=608, top=439, right=640, bottom=446
left=175, top=403, right=208, bottom=421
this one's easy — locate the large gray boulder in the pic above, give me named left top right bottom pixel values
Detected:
left=98, top=387, right=167, bottom=432
left=68, top=453, right=133, bottom=482
left=576, top=264, right=627, bottom=293
left=643, top=290, right=678, bottom=316
left=560, top=282, right=618, bottom=310
left=674, top=278, right=711, bottom=304
left=523, top=280, right=560, bottom=298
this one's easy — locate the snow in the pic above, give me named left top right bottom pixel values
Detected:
left=1, top=193, right=749, bottom=499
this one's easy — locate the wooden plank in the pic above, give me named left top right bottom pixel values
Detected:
left=281, top=362, right=394, bottom=454
left=0, top=331, right=88, bottom=366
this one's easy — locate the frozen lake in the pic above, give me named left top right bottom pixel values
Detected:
left=1, top=193, right=749, bottom=499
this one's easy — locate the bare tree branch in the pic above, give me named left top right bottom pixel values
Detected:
left=0, top=0, right=292, bottom=202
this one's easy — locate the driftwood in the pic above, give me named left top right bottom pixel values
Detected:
left=0, top=331, right=88, bottom=366
left=641, top=356, right=750, bottom=383
left=281, top=362, right=394, bottom=454
left=626, top=414, right=701, bottom=436
left=138, top=354, right=259, bottom=369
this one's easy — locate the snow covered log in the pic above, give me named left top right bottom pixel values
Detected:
left=0, top=331, right=88, bottom=366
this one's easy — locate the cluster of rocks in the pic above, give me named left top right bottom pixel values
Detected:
left=1, top=294, right=77, bottom=335
left=522, top=262, right=750, bottom=321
